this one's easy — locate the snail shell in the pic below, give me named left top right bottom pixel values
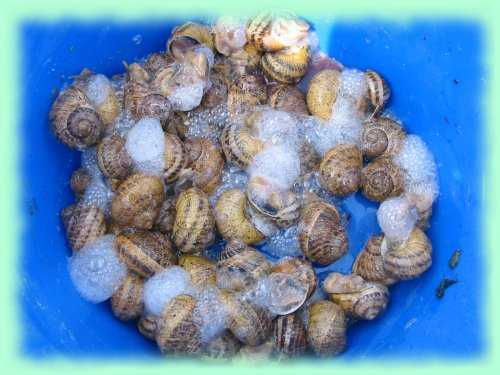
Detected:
left=123, top=63, right=151, bottom=119
left=363, top=70, right=391, bottom=115
left=273, top=313, right=307, bottom=358
left=178, top=254, right=216, bottom=288
left=167, top=22, right=215, bottom=59
left=65, top=204, right=106, bottom=251
left=136, top=93, right=172, bottom=125
left=216, top=240, right=272, bottom=291
left=116, top=230, right=177, bottom=277
left=319, top=144, right=363, bottom=196
left=111, top=272, right=144, bottom=321
left=299, top=142, right=321, bottom=175
left=164, top=133, right=190, bottom=183
left=156, top=294, right=202, bottom=355
left=60, top=204, right=77, bottom=229
left=271, top=258, right=317, bottom=299
left=144, top=52, right=174, bottom=77
left=227, top=73, right=267, bottom=116
left=306, top=69, right=341, bottom=121
left=70, top=168, right=91, bottom=198
left=298, top=199, right=348, bottom=265
left=307, top=300, right=347, bottom=356
left=361, top=156, right=404, bottom=202
left=111, top=174, right=165, bottom=230
left=154, top=197, right=176, bottom=234
left=238, top=339, right=274, bottom=361
left=323, top=273, right=389, bottom=320
left=352, top=235, right=397, bottom=286
left=165, top=111, right=189, bottom=139
left=201, top=70, right=228, bottom=109
left=214, top=189, right=265, bottom=245
left=50, top=86, right=103, bottom=149
left=361, top=117, right=406, bottom=159
left=184, top=137, right=224, bottom=194
left=84, top=73, right=121, bottom=127
left=172, top=187, right=216, bottom=254
left=220, top=290, right=272, bottom=346
left=382, top=227, right=432, bottom=280
left=267, top=84, right=309, bottom=115
left=261, top=46, right=309, bottom=84
left=203, top=331, right=241, bottom=359
left=97, top=134, right=133, bottom=180
left=220, top=122, right=265, bottom=169
left=137, top=314, right=159, bottom=341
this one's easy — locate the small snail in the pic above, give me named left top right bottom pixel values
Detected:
left=165, top=111, right=189, bottom=139
left=267, top=84, right=309, bottom=115
left=70, top=168, right=91, bottom=198
left=261, top=46, right=309, bottom=84
left=352, top=235, right=397, bottom=286
left=323, top=273, right=389, bottom=320
left=172, top=187, right=216, bottom=254
left=178, top=254, right=216, bottom=288
left=144, top=52, right=173, bottom=77
left=271, top=257, right=317, bottom=299
left=273, top=313, right=307, bottom=358
left=154, top=197, right=176, bottom=234
left=306, top=69, right=341, bottom=121
left=137, top=314, right=159, bottom=341
left=306, top=300, right=347, bottom=356
left=111, top=174, right=165, bottom=230
left=164, top=133, right=190, bottom=183
left=167, top=22, right=215, bottom=59
left=226, top=73, right=267, bottom=116
left=362, top=70, right=391, bottom=116
left=361, top=156, right=404, bottom=202
left=111, top=272, right=144, bottom=321
left=361, top=117, right=406, bottom=159
left=200, top=70, right=228, bottom=109
left=203, top=331, right=241, bottom=359
left=96, top=134, right=133, bottom=180
left=115, top=230, right=177, bottom=278
left=319, top=144, right=363, bottom=196
left=65, top=203, right=106, bottom=251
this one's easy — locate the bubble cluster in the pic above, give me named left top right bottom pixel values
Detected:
left=261, top=225, right=302, bottom=258
left=81, top=174, right=114, bottom=215
left=209, top=165, right=249, bottom=207
left=86, top=74, right=112, bottom=107
left=193, top=286, right=228, bottom=344
left=168, top=82, right=205, bottom=111
left=377, top=195, right=418, bottom=243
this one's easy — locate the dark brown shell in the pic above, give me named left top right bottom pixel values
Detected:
left=97, top=134, right=132, bottom=180
left=201, top=70, right=228, bottom=109
left=123, top=63, right=151, bottom=120
left=361, top=117, right=405, bottom=159
left=178, top=255, right=216, bottom=288
left=261, top=46, right=309, bottom=84
left=203, top=331, right=241, bottom=359
left=352, top=235, right=397, bottom=286
left=361, top=156, right=404, bottom=202
left=164, top=133, right=189, bottom=183
left=307, top=300, right=346, bottom=356
left=364, top=70, right=391, bottom=115
left=70, top=168, right=91, bottom=197
left=116, top=230, right=177, bottom=277
left=65, top=204, right=106, bottom=251
left=273, top=313, right=307, bottom=358
left=272, top=258, right=317, bottom=299
left=298, top=199, right=348, bottom=265
left=268, top=84, right=309, bottom=115
left=184, top=137, right=224, bottom=194
left=164, top=111, right=189, bottom=139
left=111, top=272, right=144, bottom=321
left=137, top=314, right=159, bottom=341
left=306, top=69, right=341, bottom=121
left=227, top=73, right=267, bottom=116
left=136, top=93, right=172, bottom=124
left=319, top=144, right=363, bottom=196
left=220, top=122, right=264, bottom=169
left=111, top=174, right=165, bottom=230
left=154, top=197, right=176, bottom=234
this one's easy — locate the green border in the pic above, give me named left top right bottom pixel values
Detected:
left=1, top=0, right=498, bottom=373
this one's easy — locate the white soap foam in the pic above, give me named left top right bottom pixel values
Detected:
left=395, top=135, right=438, bottom=188
left=86, top=74, right=112, bottom=107
left=339, top=69, right=367, bottom=104
left=252, top=108, right=300, bottom=151
left=377, top=195, right=418, bottom=243
left=193, top=286, right=228, bottom=344
left=80, top=146, right=101, bottom=178
left=168, top=82, right=205, bottom=112
left=209, top=165, right=249, bottom=207
left=261, top=225, right=302, bottom=259
left=81, top=174, right=114, bottom=216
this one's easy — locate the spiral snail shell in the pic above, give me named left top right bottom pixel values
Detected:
left=164, top=133, right=190, bottom=183
left=261, top=46, right=309, bottom=84
left=144, top=52, right=173, bottom=77
left=111, top=272, right=144, bottom=321
left=307, top=300, right=347, bottom=356
left=271, top=258, right=317, bottom=299
left=306, top=69, right=341, bottom=121
left=203, top=331, right=242, bottom=359
left=97, top=134, right=133, bottom=180
left=319, top=144, right=363, bottom=196
left=220, top=121, right=265, bottom=169
left=137, top=314, right=159, bottom=341
left=167, top=22, right=215, bottom=59
left=361, top=117, right=406, bottom=159
left=352, top=235, right=397, bottom=286
left=226, top=73, right=267, bottom=116
left=273, top=313, right=307, bottom=358
left=60, top=204, right=77, bottom=229
left=111, top=174, right=165, bottom=230
left=267, top=84, right=309, bottom=115
left=363, top=70, right=391, bottom=116
left=178, top=255, right=216, bottom=288
left=70, top=168, right=91, bottom=198
left=323, top=273, right=389, bottom=320
left=361, top=156, right=404, bottom=202
left=172, top=187, right=216, bottom=254
left=65, top=204, right=107, bottom=251
left=154, top=197, right=176, bottom=234
left=184, top=137, right=224, bottom=194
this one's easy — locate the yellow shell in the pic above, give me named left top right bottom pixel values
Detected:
left=307, top=300, right=347, bottom=356
left=319, top=144, right=363, bottom=196
left=214, top=189, right=265, bottom=245
left=360, top=156, right=404, bottom=202
left=261, top=46, right=309, bottom=84
left=65, top=204, right=106, bottom=251
left=70, top=168, right=91, bottom=198
left=164, top=133, right=190, bottom=183
left=226, top=73, right=267, bottom=116
left=178, top=254, right=216, bottom=288
left=111, top=272, right=144, bottom=321
left=97, top=134, right=132, bottom=180
left=137, top=314, right=159, bottom=341
left=203, top=331, right=241, bottom=359
left=220, top=122, right=265, bottom=169
left=267, top=84, right=309, bottom=115
left=184, top=137, right=224, bottom=194
left=111, top=174, right=165, bottom=230
left=306, top=69, right=341, bottom=121
left=271, top=257, right=317, bottom=299
left=361, top=117, right=406, bottom=159
left=154, top=197, right=176, bottom=234
left=167, top=22, right=215, bottom=59
left=172, top=187, right=216, bottom=254
left=273, top=313, right=307, bottom=359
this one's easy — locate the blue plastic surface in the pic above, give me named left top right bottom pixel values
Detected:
left=21, top=19, right=484, bottom=359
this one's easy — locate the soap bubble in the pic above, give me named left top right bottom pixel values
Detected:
left=168, top=81, right=205, bottom=111
left=193, top=286, right=228, bottom=344
left=209, top=165, right=249, bottom=207
left=81, top=147, right=101, bottom=178
left=251, top=108, right=300, bottom=151
left=85, top=74, right=112, bottom=108
left=261, top=225, right=302, bottom=259
left=377, top=195, right=418, bottom=243
left=395, top=135, right=438, bottom=187
left=339, top=69, right=367, bottom=104
left=81, top=174, right=114, bottom=216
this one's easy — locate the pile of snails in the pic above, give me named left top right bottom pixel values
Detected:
left=53, top=12, right=438, bottom=360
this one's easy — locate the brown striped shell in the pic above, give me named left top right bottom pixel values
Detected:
left=382, top=227, right=432, bottom=280
left=214, top=189, right=265, bottom=245
left=306, top=69, right=341, bottom=121
left=273, top=313, right=307, bottom=358
left=164, top=133, right=190, bottom=183
left=167, top=22, right=215, bottom=59
left=361, top=156, right=404, bottom=202
left=178, top=255, right=216, bottom=288
left=227, top=73, right=268, bottom=116
left=267, top=84, right=309, bottom=115
left=137, top=314, right=159, bottom=341
left=165, top=111, right=189, bottom=139
left=219, top=44, right=263, bottom=83
left=70, top=168, right=91, bottom=197
left=172, top=187, right=215, bottom=254
left=261, top=46, right=309, bottom=84
left=216, top=240, right=272, bottom=291
left=203, top=331, right=241, bottom=359
left=50, top=86, right=104, bottom=149
left=97, top=134, right=132, bottom=180
left=201, top=70, right=228, bottom=109
left=298, top=199, right=348, bottom=265
left=116, top=230, right=177, bottom=277
left=307, top=300, right=347, bottom=356
left=65, top=204, right=106, bottom=251
left=111, top=272, right=144, bottom=321
left=154, top=197, right=176, bottom=234
left=319, top=144, right=363, bottom=196
left=361, top=117, right=406, bottom=159
left=60, top=204, right=77, bottom=229
left=220, top=122, right=265, bottom=169
left=272, top=258, right=317, bottom=299
left=323, top=273, right=389, bottom=320
left=111, top=174, right=165, bottom=230
left=364, top=70, right=391, bottom=115
left=184, top=137, right=224, bottom=193
left=123, top=63, right=151, bottom=119
left=156, top=294, right=202, bottom=355
left=144, top=52, right=173, bottom=77
left=352, top=235, right=397, bottom=286
left=220, top=290, right=272, bottom=346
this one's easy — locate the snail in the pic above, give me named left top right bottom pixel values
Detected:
left=361, top=156, right=404, bottom=202
left=60, top=204, right=77, bottom=229
left=273, top=313, right=307, bottom=358
left=50, top=85, right=104, bottom=149
left=362, top=70, right=391, bottom=117
left=219, top=44, right=263, bottom=83
left=200, top=70, right=228, bottom=109
left=238, top=339, right=275, bottom=361
left=164, top=111, right=189, bottom=139
left=298, top=197, right=348, bottom=265
left=178, top=254, right=216, bottom=288
left=64, top=203, right=106, bottom=251
left=203, top=331, right=242, bottom=359
left=226, top=73, right=267, bottom=116
left=261, top=45, right=309, bottom=84
left=361, top=117, right=406, bottom=159
left=319, top=144, right=363, bottom=196
left=156, top=294, right=202, bottom=355
left=381, top=227, right=432, bottom=280
left=271, top=257, right=317, bottom=299
left=172, top=187, right=216, bottom=254
left=70, top=168, right=91, bottom=198
left=352, top=235, right=397, bottom=286
left=216, top=240, right=272, bottom=291
left=96, top=134, right=133, bottom=180
left=154, top=197, right=176, bottom=234
left=214, top=189, right=266, bottom=245
left=167, top=22, right=215, bottom=59
left=83, top=73, right=121, bottom=128
left=164, top=133, right=190, bottom=183
left=137, top=314, right=159, bottom=341
left=306, top=69, right=341, bottom=121
left=323, top=273, right=389, bottom=320
left=111, top=173, right=165, bottom=230
left=144, top=52, right=174, bottom=77
left=220, top=121, right=265, bottom=169
left=306, top=300, right=347, bottom=356
left=267, top=84, right=309, bottom=115
left=115, top=230, right=177, bottom=278
left=111, top=272, right=144, bottom=321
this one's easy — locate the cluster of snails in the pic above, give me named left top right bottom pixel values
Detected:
left=53, top=11, right=438, bottom=360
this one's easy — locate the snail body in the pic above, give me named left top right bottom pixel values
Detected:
left=111, top=272, right=144, bottom=321
left=137, top=314, right=159, bottom=341
left=319, top=144, right=363, bottom=196
left=307, top=300, right=347, bottom=356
